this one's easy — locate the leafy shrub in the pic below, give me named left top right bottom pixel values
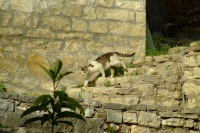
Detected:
left=20, top=59, right=85, bottom=133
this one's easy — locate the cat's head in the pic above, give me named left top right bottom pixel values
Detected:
left=80, top=66, right=88, bottom=75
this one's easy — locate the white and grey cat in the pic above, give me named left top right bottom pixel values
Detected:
left=81, top=52, right=135, bottom=87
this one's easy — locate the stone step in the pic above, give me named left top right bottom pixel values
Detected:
left=95, top=75, right=163, bottom=88
left=67, top=84, right=157, bottom=105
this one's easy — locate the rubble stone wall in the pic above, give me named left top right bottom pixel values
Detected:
left=2, top=52, right=200, bottom=133
left=0, top=0, right=146, bottom=95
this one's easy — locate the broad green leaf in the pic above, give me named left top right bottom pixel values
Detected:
left=55, top=111, right=85, bottom=122
left=57, top=120, right=74, bottom=127
left=23, top=117, right=47, bottom=126
left=49, top=69, right=56, bottom=82
left=54, top=59, right=62, bottom=77
left=55, top=102, right=62, bottom=113
left=20, top=106, right=41, bottom=118
left=57, top=71, right=73, bottom=81
left=40, top=98, right=50, bottom=111
left=47, top=59, right=53, bottom=69
left=34, top=95, right=53, bottom=106
left=62, top=102, right=76, bottom=111
left=39, top=64, right=52, bottom=78
left=54, top=91, right=66, bottom=101
left=41, top=114, right=51, bottom=125
left=65, top=96, right=85, bottom=115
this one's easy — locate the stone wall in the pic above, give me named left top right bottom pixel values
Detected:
left=0, top=0, right=146, bottom=95
left=2, top=50, right=200, bottom=133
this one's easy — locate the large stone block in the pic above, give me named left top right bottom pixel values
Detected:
left=130, top=125, right=150, bottom=133
left=136, top=11, right=146, bottom=24
left=109, top=22, right=145, bottom=37
left=0, top=28, right=23, bottom=35
left=66, top=0, right=87, bottom=5
left=91, top=0, right=113, bottom=7
left=26, top=29, right=54, bottom=38
left=72, top=18, right=87, bottom=32
left=43, top=16, right=71, bottom=31
left=57, top=32, right=93, bottom=40
left=83, top=7, right=96, bottom=19
left=115, top=0, right=145, bottom=11
left=138, top=111, right=161, bottom=128
left=11, top=0, right=33, bottom=12
left=96, top=7, right=134, bottom=21
left=107, top=111, right=122, bottom=123
left=123, top=112, right=137, bottom=124
left=1, top=12, right=12, bottom=26
left=64, top=40, right=84, bottom=53
left=162, top=118, right=185, bottom=127
left=51, top=4, right=64, bottom=15
left=66, top=4, right=82, bottom=16
left=13, top=12, right=31, bottom=27
left=98, top=35, right=128, bottom=45
left=89, top=21, right=107, bottom=33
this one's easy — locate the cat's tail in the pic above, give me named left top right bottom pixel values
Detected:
left=114, top=52, right=135, bottom=57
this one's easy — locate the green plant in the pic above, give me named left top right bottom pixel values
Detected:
left=20, top=59, right=85, bottom=133
left=107, top=125, right=115, bottom=133
left=104, top=80, right=111, bottom=87
left=0, top=82, right=6, bottom=92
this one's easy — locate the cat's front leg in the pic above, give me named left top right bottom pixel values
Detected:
left=100, top=68, right=106, bottom=78
left=84, top=80, right=89, bottom=87
left=110, top=67, right=115, bottom=77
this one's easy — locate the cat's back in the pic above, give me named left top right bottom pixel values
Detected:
left=95, top=52, right=113, bottom=65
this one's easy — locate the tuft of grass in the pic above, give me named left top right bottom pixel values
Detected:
left=104, top=80, right=111, bottom=87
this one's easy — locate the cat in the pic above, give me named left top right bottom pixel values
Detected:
left=81, top=52, right=135, bottom=87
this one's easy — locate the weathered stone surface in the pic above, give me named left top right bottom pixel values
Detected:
left=91, top=0, right=113, bottom=7
left=66, top=4, right=82, bottom=17
left=1, top=12, right=12, bottom=26
left=11, top=0, right=33, bottom=12
left=107, top=111, right=122, bottom=123
left=72, top=18, right=87, bottom=32
left=102, top=103, right=125, bottom=110
left=94, top=113, right=107, bottom=120
left=147, top=105, right=167, bottom=112
left=126, top=104, right=147, bottom=111
left=184, top=119, right=194, bottom=128
left=98, top=35, right=128, bottom=45
left=83, top=7, right=96, bottom=19
left=0, top=28, right=23, bottom=35
left=64, top=40, right=84, bottom=53
left=13, top=12, right=30, bottom=27
left=130, top=125, right=150, bottom=133
left=89, top=21, right=107, bottom=33
left=136, top=11, right=146, bottom=23
left=162, top=118, right=185, bottom=127
left=26, top=29, right=54, bottom=38
left=138, top=111, right=161, bottom=128
left=109, top=22, right=145, bottom=37
left=123, top=112, right=137, bottom=124
left=91, top=100, right=101, bottom=107
left=115, top=0, right=145, bottom=11
left=43, top=16, right=71, bottom=30
left=28, top=54, right=49, bottom=79
left=85, top=107, right=94, bottom=118
left=121, top=124, right=131, bottom=133
left=96, top=7, right=134, bottom=21
left=66, top=0, right=87, bottom=5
